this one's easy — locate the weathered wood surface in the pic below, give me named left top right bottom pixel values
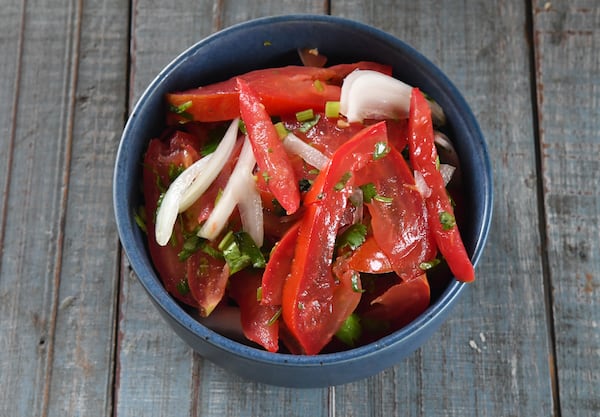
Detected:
left=0, top=0, right=598, bottom=416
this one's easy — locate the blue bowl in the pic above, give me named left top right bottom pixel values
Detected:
left=114, top=14, right=492, bottom=387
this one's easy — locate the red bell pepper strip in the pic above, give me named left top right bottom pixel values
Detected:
left=357, top=146, right=436, bottom=280
left=347, top=235, right=394, bottom=274
left=407, top=88, right=475, bottom=282
left=228, top=270, right=280, bottom=352
left=237, top=77, right=301, bottom=215
left=282, top=122, right=389, bottom=355
left=166, top=62, right=392, bottom=123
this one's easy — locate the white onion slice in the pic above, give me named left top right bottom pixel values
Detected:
left=282, top=132, right=329, bottom=170
left=198, top=137, right=261, bottom=243
left=414, top=170, right=432, bottom=198
left=439, top=164, right=456, bottom=186
left=178, top=118, right=240, bottom=211
left=339, top=70, right=446, bottom=125
left=154, top=155, right=212, bottom=246
left=340, top=70, right=412, bottom=123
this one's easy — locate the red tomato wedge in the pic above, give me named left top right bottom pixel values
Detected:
left=407, top=89, right=475, bottom=282
left=237, top=77, right=301, bottom=215
left=364, top=274, right=430, bottom=328
left=282, top=122, right=388, bottom=355
left=229, top=270, right=280, bottom=352
left=142, top=132, right=202, bottom=307
left=348, top=235, right=394, bottom=274
left=166, top=62, right=392, bottom=123
left=356, top=146, right=436, bottom=280
left=186, top=252, right=229, bottom=317
left=260, top=222, right=299, bottom=306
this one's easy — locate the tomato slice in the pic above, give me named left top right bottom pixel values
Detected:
left=347, top=235, right=394, bottom=274
left=186, top=251, right=229, bottom=317
left=260, top=222, right=299, bottom=306
left=166, top=62, right=392, bottom=123
left=237, top=78, right=301, bottom=214
left=282, top=122, right=388, bottom=355
left=357, top=146, right=436, bottom=280
left=407, top=89, right=475, bottom=282
left=363, top=274, right=430, bottom=328
left=228, top=270, right=280, bottom=352
left=142, top=132, right=202, bottom=307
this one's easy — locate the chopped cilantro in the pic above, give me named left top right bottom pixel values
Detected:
left=419, top=258, right=441, bottom=270
left=373, top=141, right=391, bottom=160
left=373, top=194, right=394, bottom=204
left=298, top=114, right=321, bottom=133
left=266, top=307, right=282, bottom=326
left=350, top=272, right=365, bottom=293
left=176, top=278, right=190, bottom=295
left=299, top=178, right=312, bottom=192
left=359, top=183, right=378, bottom=203
left=334, top=171, right=352, bottom=191
left=439, top=211, right=456, bottom=230
left=218, top=231, right=266, bottom=275
left=169, top=101, right=193, bottom=122
left=168, top=163, right=185, bottom=181
left=336, top=223, right=367, bottom=251
left=134, top=206, right=147, bottom=234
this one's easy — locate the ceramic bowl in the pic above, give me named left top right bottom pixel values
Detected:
left=114, top=14, right=492, bottom=387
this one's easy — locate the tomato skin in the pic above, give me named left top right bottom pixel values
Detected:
left=348, top=235, right=394, bottom=274
left=407, top=89, right=475, bottom=282
left=166, top=62, right=392, bottom=123
left=237, top=78, right=301, bottom=215
left=260, top=222, right=299, bottom=306
left=229, top=270, right=280, bottom=352
left=282, top=122, right=388, bottom=355
left=357, top=146, right=436, bottom=280
left=186, top=252, right=229, bottom=317
left=363, top=274, right=430, bottom=328
left=142, top=132, right=202, bottom=307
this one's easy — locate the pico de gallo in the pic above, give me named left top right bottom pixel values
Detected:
left=137, top=52, right=474, bottom=355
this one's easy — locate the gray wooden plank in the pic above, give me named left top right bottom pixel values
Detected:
left=332, top=1, right=555, bottom=415
left=116, top=2, right=332, bottom=416
left=533, top=1, right=600, bottom=416
left=0, top=0, right=81, bottom=415
left=43, top=0, right=129, bottom=415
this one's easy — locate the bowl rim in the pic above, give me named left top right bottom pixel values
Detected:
left=114, top=13, right=493, bottom=367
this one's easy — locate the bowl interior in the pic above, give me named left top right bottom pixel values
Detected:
left=114, top=14, right=492, bottom=372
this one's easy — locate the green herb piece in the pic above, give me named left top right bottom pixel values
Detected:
left=266, top=308, right=282, bottom=326
left=168, top=163, right=185, bottom=181
left=168, top=101, right=193, bottom=122
left=179, top=235, right=203, bottom=261
left=256, top=286, right=263, bottom=302
left=296, top=108, right=315, bottom=122
left=373, top=141, right=391, bottom=160
left=325, top=101, right=340, bottom=118
left=176, top=278, right=190, bottom=295
left=419, top=258, right=441, bottom=271
left=336, top=223, right=367, bottom=251
left=238, top=119, right=247, bottom=134
left=373, top=194, right=394, bottom=204
left=359, top=182, right=393, bottom=204
left=439, top=211, right=456, bottom=230
left=313, top=79, right=324, bottom=92
left=335, top=313, right=362, bottom=347
left=134, top=206, right=147, bottom=234
left=274, top=121, right=288, bottom=139
left=263, top=40, right=272, bottom=46
left=359, top=183, right=378, bottom=203
left=199, top=124, right=228, bottom=156
left=218, top=231, right=266, bottom=275
left=298, top=114, right=321, bottom=133
left=299, top=178, right=312, bottom=192
left=262, top=171, right=271, bottom=183
left=334, top=171, right=352, bottom=191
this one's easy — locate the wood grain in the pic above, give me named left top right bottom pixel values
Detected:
left=533, top=1, right=600, bottom=416
left=333, top=1, right=555, bottom=415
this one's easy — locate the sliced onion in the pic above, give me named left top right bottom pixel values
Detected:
left=282, top=132, right=329, bottom=170
left=434, top=131, right=461, bottom=186
left=154, top=155, right=213, bottom=246
left=340, top=70, right=412, bottom=123
left=178, top=118, right=240, bottom=211
left=238, top=175, right=264, bottom=247
left=198, top=137, right=261, bottom=243
left=414, top=169, right=432, bottom=198
left=340, top=70, right=446, bottom=125
left=439, top=164, right=456, bottom=186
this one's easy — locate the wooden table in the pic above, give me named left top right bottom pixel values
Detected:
left=1, top=1, right=598, bottom=415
